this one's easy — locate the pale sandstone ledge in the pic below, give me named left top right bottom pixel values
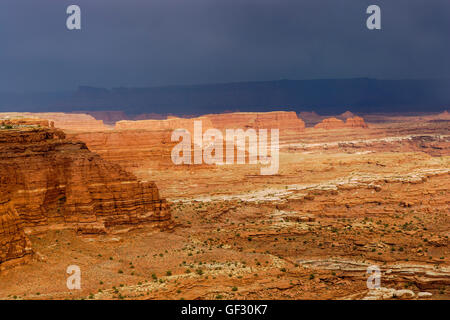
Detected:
left=115, top=116, right=214, bottom=132
left=204, top=111, right=305, bottom=133
left=0, top=112, right=109, bottom=132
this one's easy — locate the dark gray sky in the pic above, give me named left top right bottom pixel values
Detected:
left=0, top=0, right=449, bottom=91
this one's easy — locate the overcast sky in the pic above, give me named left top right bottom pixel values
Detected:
left=0, top=0, right=449, bottom=92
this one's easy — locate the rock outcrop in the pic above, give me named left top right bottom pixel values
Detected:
left=0, top=128, right=172, bottom=269
left=314, top=117, right=345, bottom=129
left=0, top=203, right=33, bottom=271
left=0, top=118, right=54, bottom=128
left=0, top=113, right=108, bottom=132
left=115, top=116, right=214, bottom=133
left=204, top=111, right=305, bottom=134
left=69, top=130, right=177, bottom=171
left=345, top=116, right=368, bottom=128
left=83, top=112, right=303, bottom=171
left=314, top=116, right=368, bottom=129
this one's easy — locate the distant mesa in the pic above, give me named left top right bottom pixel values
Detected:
left=80, top=111, right=203, bottom=123
left=314, top=117, right=345, bottom=129
left=314, top=116, right=368, bottom=129
left=115, top=111, right=305, bottom=134
left=115, top=115, right=215, bottom=133
left=1, top=118, right=54, bottom=128
left=338, top=110, right=356, bottom=120
left=0, top=111, right=374, bottom=133
left=345, top=116, right=368, bottom=128
left=204, top=111, right=305, bottom=134
left=0, top=112, right=108, bottom=132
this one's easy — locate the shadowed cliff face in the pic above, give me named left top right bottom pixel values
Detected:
left=0, top=128, right=172, bottom=269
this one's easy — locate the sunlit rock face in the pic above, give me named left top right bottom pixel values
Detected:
left=0, top=127, right=172, bottom=269
left=204, top=111, right=305, bottom=134
left=314, top=116, right=368, bottom=129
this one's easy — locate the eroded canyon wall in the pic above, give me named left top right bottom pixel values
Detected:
left=314, top=116, right=368, bottom=129
left=0, top=113, right=108, bottom=132
left=115, top=116, right=214, bottom=132
left=0, top=128, right=172, bottom=268
left=204, top=111, right=305, bottom=133
left=0, top=203, right=33, bottom=271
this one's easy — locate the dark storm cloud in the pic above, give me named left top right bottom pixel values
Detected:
left=0, top=0, right=449, bottom=91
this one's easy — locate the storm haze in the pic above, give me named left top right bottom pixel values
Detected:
left=1, top=0, right=449, bottom=92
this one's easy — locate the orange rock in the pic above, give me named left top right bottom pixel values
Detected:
left=345, top=116, right=368, bottom=128
left=115, top=116, right=214, bottom=133
left=0, top=113, right=108, bottom=132
left=0, top=203, right=33, bottom=271
left=0, top=127, right=172, bottom=268
left=314, top=117, right=346, bottom=129
left=314, top=116, right=367, bottom=129
left=204, top=111, right=305, bottom=134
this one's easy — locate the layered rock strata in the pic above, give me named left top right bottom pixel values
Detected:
left=115, top=116, right=214, bottom=132
left=204, top=111, right=305, bottom=134
left=0, top=203, right=33, bottom=271
left=0, top=128, right=172, bottom=268
left=314, top=116, right=368, bottom=129
left=0, top=113, right=108, bottom=132
left=0, top=118, right=54, bottom=128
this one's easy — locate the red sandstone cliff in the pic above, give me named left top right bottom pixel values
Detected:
left=345, top=116, right=368, bottom=128
left=115, top=116, right=214, bottom=132
left=204, top=111, right=305, bottom=133
left=0, top=203, right=33, bottom=271
left=314, top=117, right=345, bottom=129
left=0, top=113, right=108, bottom=132
left=314, top=116, right=368, bottom=129
left=0, top=128, right=172, bottom=269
